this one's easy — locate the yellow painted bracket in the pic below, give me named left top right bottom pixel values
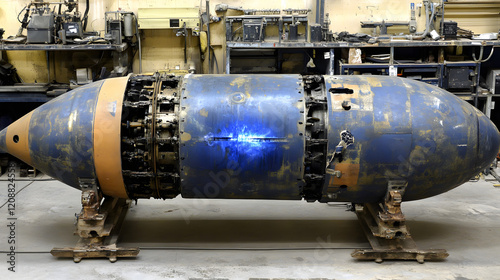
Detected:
left=138, top=8, right=200, bottom=30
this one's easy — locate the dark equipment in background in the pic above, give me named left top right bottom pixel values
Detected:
left=288, top=24, right=298, bottom=41
left=486, top=70, right=500, bottom=95
left=105, top=11, right=138, bottom=45
left=17, top=0, right=90, bottom=44
left=444, top=66, right=475, bottom=91
left=27, top=6, right=55, bottom=43
left=62, top=22, right=83, bottom=38
left=226, top=10, right=310, bottom=43
left=104, top=11, right=142, bottom=75
left=309, top=24, right=322, bottom=42
left=441, top=21, right=458, bottom=40
left=242, top=19, right=265, bottom=42
left=0, top=60, right=22, bottom=86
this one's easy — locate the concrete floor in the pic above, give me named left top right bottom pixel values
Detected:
left=1, top=171, right=500, bottom=280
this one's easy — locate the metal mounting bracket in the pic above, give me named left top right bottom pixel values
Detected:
left=51, top=179, right=139, bottom=262
left=351, top=180, right=448, bottom=263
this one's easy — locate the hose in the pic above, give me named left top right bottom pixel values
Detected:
left=82, top=0, right=90, bottom=31
left=473, top=46, right=496, bottom=63
left=134, top=14, right=142, bottom=73
left=391, top=1, right=435, bottom=40
left=206, top=0, right=211, bottom=73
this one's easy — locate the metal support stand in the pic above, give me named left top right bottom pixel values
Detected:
left=489, top=168, right=500, bottom=187
left=51, top=179, right=139, bottom=262
left=112, top=50, right=129, bottom=77
left=351, top=181, right=448, bottom=263
left=225, top=47, right=231, bottom=74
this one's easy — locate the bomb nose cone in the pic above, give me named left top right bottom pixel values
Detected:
left=0, top=111, right=34, bottom=165
left=477, top=112, right=500, bottom=170
left=0, top=77, right=130, bottom=198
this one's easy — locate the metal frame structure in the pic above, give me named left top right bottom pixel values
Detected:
left=226, top=40, right=500, bottom=117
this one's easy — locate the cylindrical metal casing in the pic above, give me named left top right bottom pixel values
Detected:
left=0, top=74, right=499, bottom=204
left=179, top=75, right=306, bottom=199
left=123, top=14, right=134, bottom=38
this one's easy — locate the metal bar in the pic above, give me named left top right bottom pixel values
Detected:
left=328, top=48, right=334, bottom=75
left=46, top=51, right=50, bottom=83
left=319, top=0, right=325, bottom=24
left=439, top=64, right=444, bottom=88
left=226, top=41, right=500, bottom=48
left=226, top=47, right=231, bottom=74
left=206, top=0, right=211, bottom=74
left=0, top=94, right=53, bottom=102
left=485, top=95, right=493, bottom=118
left=474, top=62, right=481, bottom=107
left=0, top=43, right=129, bottom=51
left=226, top=15, right=309, bottom=19
left=183, top=23, right=188, bottom=64
left=389, top=47, right=394, bottom=65
left=315, top=0, right=320, bottom=23
left=440, top=0, right=445, bottom=39
left=135, top=14, right=142, bottom=73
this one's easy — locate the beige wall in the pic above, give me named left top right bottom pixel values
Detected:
left=0, top=0, right=498, bottom=82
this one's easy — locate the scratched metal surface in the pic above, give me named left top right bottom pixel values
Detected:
left=323, top=75, right=499, bottom=203
left=27, top=81, right=104, bottom=189
left=179, top=74, right=306, bottom=199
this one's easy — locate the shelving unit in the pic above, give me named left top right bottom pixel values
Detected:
left=226, top=40, right=500, bottom=116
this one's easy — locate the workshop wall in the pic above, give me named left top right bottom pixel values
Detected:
left=0, top=0, right=46, bottom=83
left=0, top=0, right=498, bottom=82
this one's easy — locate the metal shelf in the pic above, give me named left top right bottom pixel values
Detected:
left=227, top=39, right=500, bottom=49
left=0, top=83, right=71, bottom=102
left=0, top=42, right=128, bottom=52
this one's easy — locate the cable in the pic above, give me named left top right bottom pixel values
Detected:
left=82, top=0, right=90, bottom=31
left=210, top=46, right=219, bottom=74
left=89, top=51, right=106, bottom=68
left=17, top=6, right=27, bottom=24
left=473, top=46, right=496, bottom=63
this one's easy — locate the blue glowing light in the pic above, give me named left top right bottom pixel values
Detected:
left=205, top=126, right=285, bottom=145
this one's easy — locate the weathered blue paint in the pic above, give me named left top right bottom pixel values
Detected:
left=28, top=81, right=104, bottom=189
left=323, top=76, right=498, bottom=203
left=179, top=74, right=306, bottom=199
left=477, top=112, right=500, bottom=169
left=0, top=74, right=498, bottom=203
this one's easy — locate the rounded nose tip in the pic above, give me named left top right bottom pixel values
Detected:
left=0, top=111, right=34, bottom=165
left=477, top=113, right=500, bottom=169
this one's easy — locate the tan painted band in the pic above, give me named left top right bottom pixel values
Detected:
left=94, top=77, right=129, bottom=198
left=6, top=111, right=34, bottom=165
